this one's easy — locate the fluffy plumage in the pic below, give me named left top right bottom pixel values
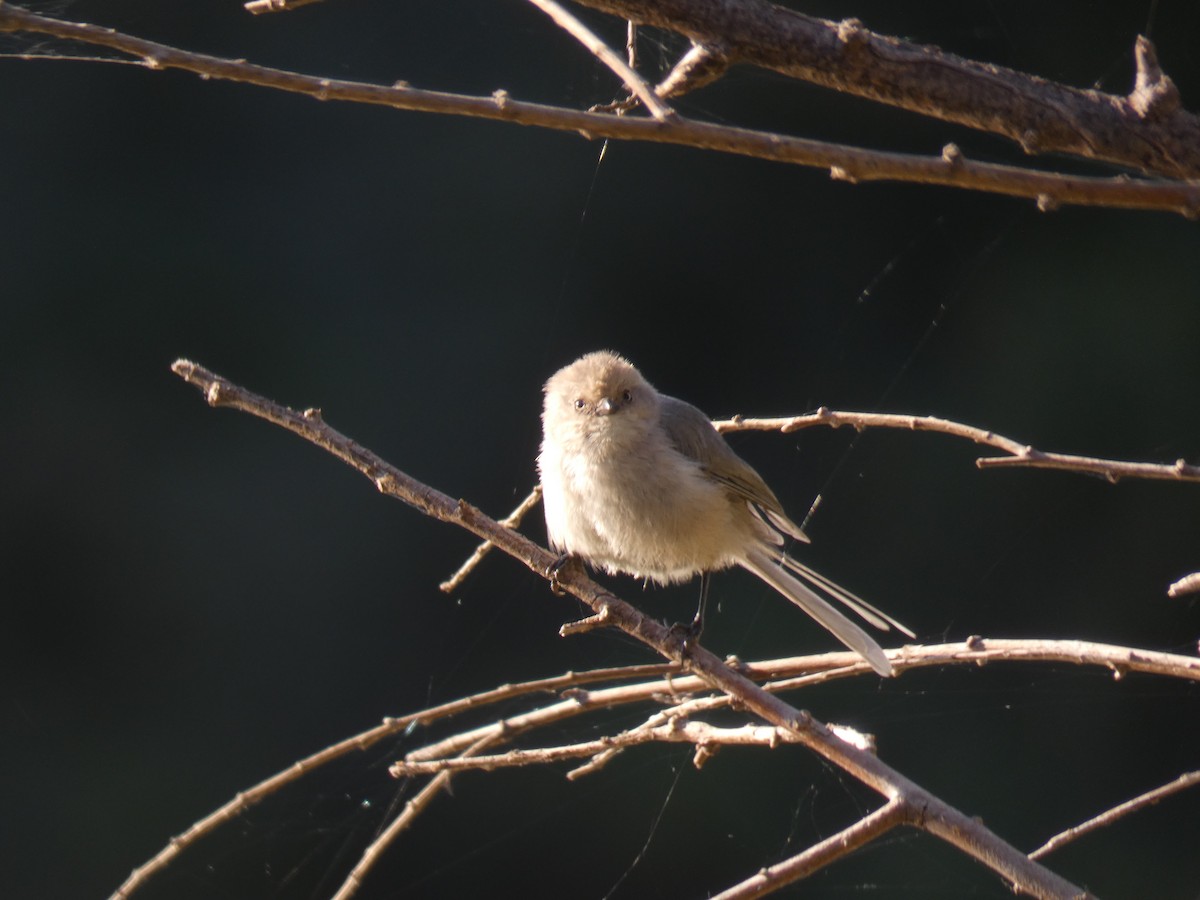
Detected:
left=538, top=351, right=911, bottom=677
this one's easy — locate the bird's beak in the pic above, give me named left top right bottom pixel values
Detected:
left=595, top=397, right=614, bottom=415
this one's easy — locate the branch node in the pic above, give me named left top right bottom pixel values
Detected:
left=724, top=653, right=751, bottom=674
left=965, top=634, right=985, bottom=651
left=1130, top=35, right=1181, bottom=120
left=829, top=723, right=877, bottom=753
left=560, top=687, right=591, bottom=705
left=941, top=142, right=963, bottom=166
left=302, top=407, right=323, bottom=422
left=567, top=747, right=619, bottom=780
left=492, top=89, right=509, bottom=110
left=392, top=80, right=410, bottom=91
left=836, top=18, right=869, bottom=49
left=828, top=165, right=856, bottom=183
left=560, top=604, right=611, bottom=637
left=1036, top=193, right=1061, bottom=213
left=692, top=742, right=717, bottom=769
left=654, top=41, right=731, bottom=100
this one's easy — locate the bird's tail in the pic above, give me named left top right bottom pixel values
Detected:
left=780, top=556, right=915, bottom=639
left=741, top=547, right=896, bottom=677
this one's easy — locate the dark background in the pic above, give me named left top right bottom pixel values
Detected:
left=3, top=1, right=1199, bottom=897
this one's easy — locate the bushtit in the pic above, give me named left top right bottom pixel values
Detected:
left=538, top=350, right=911, bottom=677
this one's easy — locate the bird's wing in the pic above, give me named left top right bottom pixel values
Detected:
left=658, top=396, right=809, bottom=543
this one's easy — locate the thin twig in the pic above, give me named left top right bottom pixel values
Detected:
left=166, top=359, right=1090, bottom=899
left=710, top=797, right=908, bottom=900
left=391, top=718, right=807, bottom=777
left=402, top=638, right=1200, bottom=765
left=244, top=0, right=323, bottom=14
left=1029, top=770, right=1200, bottom=861
left=331, top=735, right=501, bottom=900
left=1167, top=571, right=1200, bottom=598
left=107, top=661, right=675, bottom=899
left=714, top=409, right=1200, bottom=484
left=1, top=5, right=1197, bottom=215
left=526, top=0, right=672, bottom=120
left=439, top=486, right=543, bottom=593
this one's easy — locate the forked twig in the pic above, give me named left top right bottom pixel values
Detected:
left=107, top=661, right=676, bottom=899
left=526, top=0, right=673, bottom=120
left=118, top=359, right=1198, bottom=899
left=391, top=718, right=807, bottom=777
left=440, top=487, right=542, bottom=593
left=1, top=4, right=1197, bottom=215
left=715, top=409, right=1200, bottom=484
left=161, top=359, right=1091, bottom=899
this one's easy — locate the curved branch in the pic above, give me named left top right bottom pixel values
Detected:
left=330, top=735, right=501, bottom=900
left=107, top=660, right=676, bottom=899
left=166, top=359, right=1089, bottom=899
left=714, top=408, right=1200, bottom=484
left=0, top=4, right=1196, bottom=215
left=576, top=0, right=1200, bottom=178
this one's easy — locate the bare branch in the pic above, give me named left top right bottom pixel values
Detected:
left=166, top=358, right=1092, bottom=899
left=439, top=486, right=543, bottom=593
left=1030, top=770, right=1200, bottom=861
left=244, top=0, right=323, bottom=14
left=711, top=797, right=907, bottom=900
left=715, top=408, right=1200, bottom=484
left=391, top=717, right=807, bottom=778
left=404, top=638, right=1200, bottom=766
left=1167, top=571, right=1200, bottom=598
left=1, top=5, right=1197, bottom=215
left=526, top=0, right=673, bottom=120
left=107, top=661, right=676, bottom=899
left=331, top=736, right=500, bottom=900
left=575, top=0, right=1200, bottom=178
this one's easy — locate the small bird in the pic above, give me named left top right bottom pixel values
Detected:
left=537, top=350, right=912, bottom=677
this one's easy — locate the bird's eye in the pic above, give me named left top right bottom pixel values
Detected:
left=622, top=389, right=633, bottom=403
left=573, top=398, right=586, bottom=411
